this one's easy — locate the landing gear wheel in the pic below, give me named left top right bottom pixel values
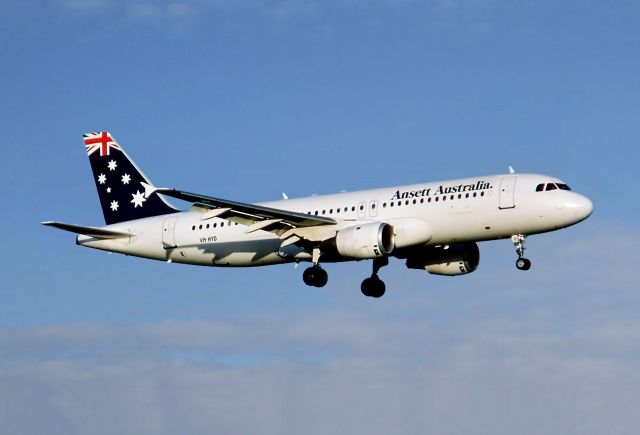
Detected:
left=511, top=234, right=531, bottom=271
left=303, top=267, right=315, bottom=286
left=303, top=266, right=328, bottom=287
left=361, top=276, right=386, bottom=298
left=314, top=268, right=328, bottom=287
left=516, top=257, right=531, bottom=271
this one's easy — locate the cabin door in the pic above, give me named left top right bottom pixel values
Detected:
left=499, top=176, right=517, bottom=209
left=162, top=217, right=178, bottom=248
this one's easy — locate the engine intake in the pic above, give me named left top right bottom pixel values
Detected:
left=335, top=223, right=395, bottom=259
left=405, top=242, right=480, bottom=276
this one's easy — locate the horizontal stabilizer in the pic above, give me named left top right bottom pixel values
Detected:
left=42, top=221, right=130, bottom=239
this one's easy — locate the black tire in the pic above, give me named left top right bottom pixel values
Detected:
left=369, top=278, right=386, bottom=298
left=361, top=277, right=373, bottom=297
left=303, top=267, right=317, bottom=286
left=361, top=276, right=386, bottom=298
left=314, top=268, right=328, bottom=288
left=516, top=258, right=532, bottom=271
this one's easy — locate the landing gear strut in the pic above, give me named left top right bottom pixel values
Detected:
left=361, top=257, right=388, bottom=298
left=512, top=234, right=532, bottom=271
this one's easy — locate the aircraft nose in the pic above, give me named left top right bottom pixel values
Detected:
left=564, top=194, right=593, bottom=222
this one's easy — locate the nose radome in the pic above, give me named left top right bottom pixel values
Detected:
left=578, top=195, right=593, bottom=219
left=568, top=194, right=593, bottom=221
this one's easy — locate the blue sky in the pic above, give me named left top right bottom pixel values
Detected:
left=1, top=1, right=639, bottom=434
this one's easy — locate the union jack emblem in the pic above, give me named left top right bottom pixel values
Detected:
left=84, top=131, right=121, bottom=156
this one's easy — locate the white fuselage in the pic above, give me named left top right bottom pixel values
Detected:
left=77, top=173, right=593, bottom=267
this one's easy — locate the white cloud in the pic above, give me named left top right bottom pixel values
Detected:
left=2, top=315, right=640, bottom=435
left=2, top=220, right=639, bottom=434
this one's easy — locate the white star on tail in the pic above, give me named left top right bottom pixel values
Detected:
left=98, top=174, right=106, bottom=184
left=121, top=173, right=131, bottom=184
left=110, top=200, right=119, bottom=211
left=108, top=160, right=117, bottom=171
left=131, top=190, right=146, bottom=208
left=106, top=187, right=111, bottom=193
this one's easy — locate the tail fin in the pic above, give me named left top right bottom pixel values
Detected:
left=83, top=131, right=178, bottom=225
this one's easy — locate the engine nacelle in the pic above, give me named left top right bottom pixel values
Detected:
left=405, top=242, right=480, bottom=276
left=335, top=222, right=395, bottom=259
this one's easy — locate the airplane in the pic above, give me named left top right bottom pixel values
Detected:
left=43, top=132, right=593, bottom=298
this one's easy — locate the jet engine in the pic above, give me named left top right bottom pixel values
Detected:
left=405, top=242, right=480, bottom=276
left=335, top=222, right=395, bottom=259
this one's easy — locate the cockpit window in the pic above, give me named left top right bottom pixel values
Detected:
left=536, top=182, right=572, bottom=192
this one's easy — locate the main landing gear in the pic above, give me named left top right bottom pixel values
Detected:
left=300, top=249, right=389, bottom=298
left=361, top=257, right=388, bottom=298
left=302, top=265, right=328, bottom=287
left=302, top=247, right=328, bottom=288
left=512, top=234, right=532, bottom=271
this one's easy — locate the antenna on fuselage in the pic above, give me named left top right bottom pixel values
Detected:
left=508, top=166, right=516, bottom=174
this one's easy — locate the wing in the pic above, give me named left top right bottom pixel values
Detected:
left=154, top=188, right=338, bottom=246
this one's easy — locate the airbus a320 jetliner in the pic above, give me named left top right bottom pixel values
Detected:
left=44, top=132, right=593, bottom=298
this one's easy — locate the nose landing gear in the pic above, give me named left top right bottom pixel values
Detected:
left=512, top=234, right=532, bottom=271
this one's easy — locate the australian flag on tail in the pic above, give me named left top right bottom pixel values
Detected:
left=84, top=132, right=177, bottom=225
